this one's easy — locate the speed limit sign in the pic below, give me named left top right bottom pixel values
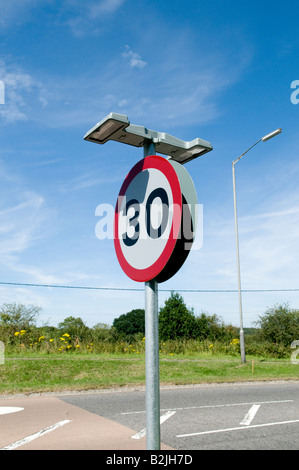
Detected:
left=114, top=155, right=197, bottom=283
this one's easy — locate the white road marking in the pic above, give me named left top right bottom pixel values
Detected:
left=121, top=399, right=293, bottom=415
left=240, top=404, right=260, bottom=426
left=176, top=419, right=299, bottom=438
left=1, top=419, right=71, bottom=450
left=131, top=410, right=176, bottom=439
left=0, top=407, right=24, bottom=415
left=131, top=427, right=147, bottom=440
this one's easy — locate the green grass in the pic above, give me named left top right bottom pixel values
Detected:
left=0, top=352, right=298, bottom=395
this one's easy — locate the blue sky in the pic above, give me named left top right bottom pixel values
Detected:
left=0, top=0, right=298, bottom=328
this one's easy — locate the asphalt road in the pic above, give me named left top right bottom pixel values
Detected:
left=61, top=381, right=299, bottom=450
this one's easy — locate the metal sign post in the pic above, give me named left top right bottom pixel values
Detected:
left=84, top=113, right=213, bottom=451
left=143, top=141, right=160, bottom=450
left=144, top=278, right=160, bottom=449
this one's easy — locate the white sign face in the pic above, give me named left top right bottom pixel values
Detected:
left=114, top=156, right=182, bottom=282
left=114, top=155, right=197, bottom=283
left=118, top=168, right=174, bottom=269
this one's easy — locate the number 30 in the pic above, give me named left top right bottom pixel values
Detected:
left=122, top=187, right=169, bottom=246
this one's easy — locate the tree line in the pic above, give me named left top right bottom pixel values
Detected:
left=0, top=292, right=299, bottom=357
left=112, top=292, right=238, bottom=342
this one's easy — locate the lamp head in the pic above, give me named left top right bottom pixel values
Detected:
left=84, top=112, right=213, bottom=163
left=262, top=128, right=282, bottom=142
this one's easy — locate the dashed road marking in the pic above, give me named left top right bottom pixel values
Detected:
left=121, top=399, right=293, bottom=415
left=131, top=410, right=176, bottom=439
left=0, top=407, right=24, bottom=415
left=240, top=404, right=260, bottom=425
left=1, top=419, right=71, bottom=450
left=176, top=419, right=299, bottom=438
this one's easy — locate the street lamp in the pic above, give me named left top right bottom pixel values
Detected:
left=85, top=112, right=212, bottom=450
left=232, top=128, right=282, bottom=363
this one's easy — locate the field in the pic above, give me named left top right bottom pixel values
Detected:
left=0, top=351, right=298, bottom=396
left=1, top=317, right=298, bottom=396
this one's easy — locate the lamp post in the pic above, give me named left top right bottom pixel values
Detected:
left=85, top=113, right=212, bottom=449
left=232, top=128, right=282, bottom=363
left=84, top=112, right=212, bottom=163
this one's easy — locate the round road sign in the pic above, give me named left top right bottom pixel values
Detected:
left=114, top=155, right=197, bottom=283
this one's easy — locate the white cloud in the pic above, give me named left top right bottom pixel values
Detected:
left=0, top=59, right=47, bottom=123
left=237, top=205, right=299, bottom=287
left=88, top=0, right=126, bottom=17
left=60, top=171, right=123, bottom=191
left=0, top=159, right=61, bottom=287
left=122, top=45, right=147, bottom=69
left=0, top=14, right=253, bottom=131
left=198, top=185, right=299, bottom=292
left=0, top=191, right=45, bottom=255
left=0, top=0, right=42, bottom=28
left=64, top=0, right=126, bottom=36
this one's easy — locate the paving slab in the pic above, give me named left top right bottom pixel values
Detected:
left=0, top=396, right=173, bottom=450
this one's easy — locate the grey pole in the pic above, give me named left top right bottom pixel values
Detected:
left=143, top=141, right=161, bottom=450
left=231, top=128, right=281, bottom=364
left=232, top=161, right=246, bottom=363
left=144, top=279, right=160, bottom=449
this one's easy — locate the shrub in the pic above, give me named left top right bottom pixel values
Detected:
left=112, top=309, right=145, bottom=341
left=256, top=304, right=299, bottom=348
left=58, top=316, right=90, bottom=342
left=159, top=292, right=197, bottom=341
left=0, top=303, right=40, bottom=336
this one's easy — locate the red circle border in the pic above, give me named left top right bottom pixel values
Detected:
left=114, top=155, right=182, bottom=282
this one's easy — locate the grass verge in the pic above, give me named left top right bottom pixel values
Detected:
left=0, top=352, right=298, bottom=395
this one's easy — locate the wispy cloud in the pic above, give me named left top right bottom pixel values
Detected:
left=27, top=36, right=252, bottom=131
left=88, top=0, right=126, bottom=17
left=198, top=182, right=299, bottom=292
left=122, top=45, right=147, bottom=69
left=0, top=159, right=60, bottom=286
left=0, top=9, right=253, bottom=131
left=60, top=171, right=123, bottom=192
left=0, top=0, right=42, bottom=28
left=237, top=203, right=299, bottom=287
left=0, top=191, right=45, bottom=255
left=63, top=0, right=126, bottom=36
left=0, top=59, right=48, bottom=123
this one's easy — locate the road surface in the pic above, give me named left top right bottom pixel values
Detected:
left=1, top=381, right=298, bottom=450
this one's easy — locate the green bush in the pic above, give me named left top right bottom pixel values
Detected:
left=112, top=309, right=145, bottom=341
left=159, top=292, right=197, bottom=340
left=58, top=316, right=91, bottom=341
left=256, top=304, right=299, bottom=348
left=0, top=303, right=40, bottom=337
